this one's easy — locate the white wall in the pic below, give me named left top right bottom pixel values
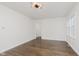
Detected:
left=36, top=17, right=66, bottom=41
left=34, top=20, right=41, bottom=37
left=66, top=3, right=79, bottom=55
left=0, top=5, right=35, bottom=52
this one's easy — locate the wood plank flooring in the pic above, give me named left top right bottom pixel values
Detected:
left=0, top=39, right=78, bottom=56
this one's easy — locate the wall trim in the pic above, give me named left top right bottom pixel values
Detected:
left=0, top=38, right=35, bottom=53
left=42, top=38, right=65, bottom=41
left=66, top=40, right=79, bottom=56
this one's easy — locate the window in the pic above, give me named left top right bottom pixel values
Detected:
left=67, top=15, right=76, bottom=39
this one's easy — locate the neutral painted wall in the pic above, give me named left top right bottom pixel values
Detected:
left=34, top=20, right=41, bottom=37
left=0, top=5, right=35, bottom=52
left=36, top=18, right=66, bottom=41
left=66, top=3, right=79, bottom=55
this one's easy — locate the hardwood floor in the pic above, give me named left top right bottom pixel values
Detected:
left=0, top=39, right=78, bottom=56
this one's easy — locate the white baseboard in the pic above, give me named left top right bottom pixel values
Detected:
left=1, top=37, right=78, bottom=56
left=42, top=37, right=79, bottom=55
left=66, top=40, right=79, bottom=56
left=42, top=38, right=65, bottom=41
left=0, top=38, right=34, bottom=53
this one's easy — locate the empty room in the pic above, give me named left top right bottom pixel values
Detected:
left=0, top=2, right=79, bottom=56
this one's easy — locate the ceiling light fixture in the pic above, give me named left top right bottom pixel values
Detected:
left=32, top=2, right=42, bottom=9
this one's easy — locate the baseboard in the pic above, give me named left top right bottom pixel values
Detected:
left=66, top=40, right=79, bottom=56
left=42, top=38, right=65, bottom=41
left=0, top=38, right=35, bottom=53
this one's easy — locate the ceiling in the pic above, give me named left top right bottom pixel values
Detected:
left=0, top=2, right=77, bottom=19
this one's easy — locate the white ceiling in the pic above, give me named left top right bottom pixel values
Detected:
left=0, top=2, right=77, bottom=19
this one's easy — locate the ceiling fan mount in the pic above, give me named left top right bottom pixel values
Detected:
left=32, top=2, right=42, bottom=9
